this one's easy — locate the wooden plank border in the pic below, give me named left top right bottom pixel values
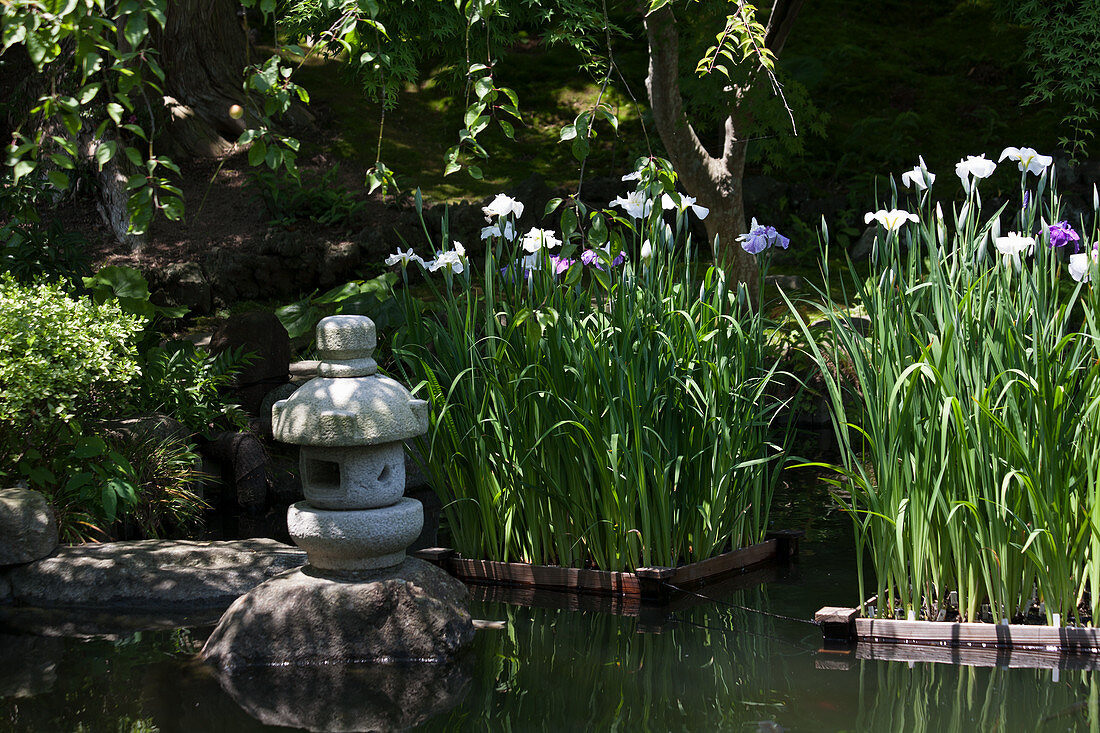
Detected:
left=854, top=641, right=1100, bottom=671
left=414, top=530, right=802, bottom=601
left=814, top=605, right=1100, bottom=656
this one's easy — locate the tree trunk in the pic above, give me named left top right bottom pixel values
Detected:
left=83, top=135, right=147, bottom=253
left=155, top=0, right=254, bottom=158
left=644, top=2, right=803, bottom=298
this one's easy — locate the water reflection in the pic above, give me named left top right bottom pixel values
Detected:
left=0, top=633, right=61, bottom=698
left=214, top=659, right=471, bottom=732
left=419, top=587, right=801, bottom=731
left=3, top=596, right=1100, bottom=731
left=853, top=657, right=1100, bottom=732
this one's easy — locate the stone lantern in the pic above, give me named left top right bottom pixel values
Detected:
left=272, top=314, right=429, bottom=571
left=202, top=314, right=473, bottom=670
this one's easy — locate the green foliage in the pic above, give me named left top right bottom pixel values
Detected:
left=250, top=165, right=366, bottom=230
left=0, top=274, right=144, bottom=430
left=1, top=220, right=91, bottom=285
left=0, top=275, right=146, bottom=537
left=790, top=154, right=1100, bottom=624
left=276, top=273, right=402, bottom=341
left=2, top=0, right=185, bottom=235
left=111, top=432, right=208, bottom=540
left=129, top=342, right=250, bottom=436
left=0, top=273, right=239, bottom=540
left=83, top=265, right=188, bottom=323
left=1000, top=0, right=1100, bottom=160
left=389, top=160, right=792, bottom=570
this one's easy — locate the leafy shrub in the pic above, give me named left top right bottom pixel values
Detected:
left=1, top=221, right=91, bottom=285
left=129, top=342, right=250, bottom=436
left=0, top=275, right=146, bottom=538
left=111, top=433, right=208, bottom=540
left=388, top=162, right=793, bottom=571
left=0, top=272, right=242, bottom=541
left=251, top=165, right=366, bottom=230
left=83, top=265, right=188, bottom=323
left=0, top=274, right=144, bottom=436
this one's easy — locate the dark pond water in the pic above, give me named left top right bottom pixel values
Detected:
left=1, top=476, right=1097, bottom=732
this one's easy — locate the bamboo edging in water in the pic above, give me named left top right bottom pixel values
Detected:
left=415, top=529, right=802, bottom=602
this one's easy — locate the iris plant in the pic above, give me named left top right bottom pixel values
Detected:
left=385, top=162, right=792, bottom=571
left=789, top=148, right=1100, bottom=626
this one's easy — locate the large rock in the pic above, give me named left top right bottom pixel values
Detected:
left=201, top=558, right=473, bottom=668
left=0, top=489, right=58, bottom=566
left=150, top=261, right=213, bottom=315
left=214, top=653, right=471, bottom=732
left=3, top=538, right=304, bottom=610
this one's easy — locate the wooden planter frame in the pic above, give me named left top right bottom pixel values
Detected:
left=414, top=529, right=803, bottom=603
left=815, top=605, right=1100, bottom=657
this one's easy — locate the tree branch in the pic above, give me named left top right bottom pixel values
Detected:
left=764, top=0, right=805, bottom=57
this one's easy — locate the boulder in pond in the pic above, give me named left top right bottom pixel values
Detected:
left=201, top=558, right=473, bottom=668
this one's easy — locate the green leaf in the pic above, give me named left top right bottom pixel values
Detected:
left=64, top=472, right=94, bottom=493
left=162, top=195, right=184, bottom=221
left=315, top=281, right=364, bottom=305
left=544, top=198, right=563, bottom=217
left=123, top=14, right=149, bottom=48
left=563, top=261, right=583, bottom=286
left=474, top=76, right=494, bottom=99
left=47, top=170, right=70, bottom=189
left=275, top=301, right=323, bottom=339
left=124, top=146, right=144, bottom=167
left=559, top=124, right=577, bottom=142
left=560, top=206, right=578, bottom=241
left=83, top=265, right=151, bottom=300
left=463, top=103, right=485, bottom=128
left=248, top=140, right=267, bottom=167
left=468, top=165, right=483, bottom=180
left=588, top=212, right=609, bottom=245
left=93, top=139, right=116, bottom=168
left=79, top=83, right=102, bottom=105
left=121, top=123, right=147, bottom=140
left=571, top=137, right=590, bottom=162
left=72, top=436, right=107, bottom=459
left=12, top=160, right=35, bottom=182
left=101, top=484, right=117, bottom=522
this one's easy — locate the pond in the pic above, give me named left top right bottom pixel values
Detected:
left=0, top=479, right=1096, bottom=732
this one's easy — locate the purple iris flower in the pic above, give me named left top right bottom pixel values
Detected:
left=1049, top=221, right=1081, bottom=252
left=738, top=218, right=790, bottom=254
left=549, top=255, right=573, bottom=275
left=580, top=248, right=626, bottom=270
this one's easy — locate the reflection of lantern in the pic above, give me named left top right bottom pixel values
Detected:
left=272, top=315, right=428, bottom=571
